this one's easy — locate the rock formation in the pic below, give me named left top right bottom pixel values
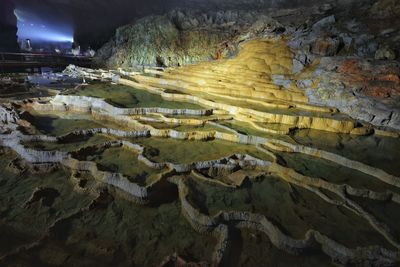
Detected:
left=95, top=9, right=263, bottom=68
left=1, top=91, right=399, bottom=265
left=1, top=1, right=400, bottom=266
left=93, top=1, right=400, bottom=131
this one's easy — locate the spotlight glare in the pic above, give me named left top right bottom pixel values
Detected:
left=15, top=8, right=74, bottom=45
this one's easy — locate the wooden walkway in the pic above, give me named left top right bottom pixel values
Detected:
left=0, top=52, right=92, bottom=72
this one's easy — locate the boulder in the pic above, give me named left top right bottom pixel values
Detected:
left=354, top=34, right=378, bottom=57
left=375, top=44, right=397, bottom=60
left=311, top=36, right=341, bottom=56
left=247, top=15, right=284, bottom=35
left=370, top=0, right=400, bottom=19
left=312, top=15, right=336, bottom=32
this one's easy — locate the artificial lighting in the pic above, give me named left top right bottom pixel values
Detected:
left=14, top=9, right=74, bottom=44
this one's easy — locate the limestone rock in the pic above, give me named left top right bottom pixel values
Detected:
left=354, top=34, right=378, bottom=57
left=0, top=105, right=20, bottom=132
left=301, top=57, right=400, bottom=130
left=375, top=45, right=397, bottom=60
left=95, top=9, right=286, bottom=69
left=95, top=12, right=232, bottom=68
left=312, top=15, right=336, bottom=32
left=292, top=58, right=305, bottom=73
left=370, top=0, right=400, bottom=19
left=247, top=15, right=284, bottom=36
left=311, top=36, right=341, bottom=56
left=0, top=106, right=19, bottom=125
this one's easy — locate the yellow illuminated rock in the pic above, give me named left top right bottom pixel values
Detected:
left=115, top=38, right=381, bottom=135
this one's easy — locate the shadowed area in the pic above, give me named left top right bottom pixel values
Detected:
left=1, top=0, right=400, bottom=266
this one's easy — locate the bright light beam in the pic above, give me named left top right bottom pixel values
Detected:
left=14, top=9, right=74, bottom=43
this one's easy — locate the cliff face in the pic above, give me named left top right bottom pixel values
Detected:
left=0, top=0, right=19, bottom=52
left=13, top=0, right=355, bottom=49
left=95, top=0, right=400, bottom=130
left=95, top=9, right=267, bottom=68
left=95, top=1, right=374, bottom=69
left=164, top=0, right=329, bottom=9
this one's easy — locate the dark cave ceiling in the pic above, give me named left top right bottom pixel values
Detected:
left=9, top=0, right=363, bottom=48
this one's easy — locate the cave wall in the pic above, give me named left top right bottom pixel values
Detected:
left=13, top=0, right=357, bottom=49
left=74, top=0, right=363, bottom=48
left=0, top=0, right=19, bottom=52
left=167, top=0, right=332, bottom=9
left=14, top=0, right=173, bottom=49
left=3, top=0, right=369, bottom=51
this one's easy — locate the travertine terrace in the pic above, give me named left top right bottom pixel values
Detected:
left=1, top=38, right=400, bottom=266
left=1, top=1, right=400, bottom=266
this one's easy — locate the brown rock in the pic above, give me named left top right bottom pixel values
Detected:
left=227, top=170, right=249, bottom=187
left=338, top=59, right=361, bottom=74
left=338, top=59, right=400, bottom=98
left=312, top=36, right=341, bottom=56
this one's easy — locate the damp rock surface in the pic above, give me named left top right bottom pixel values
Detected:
left=0, top=73, right=400, bottom=266
left=1, top=1, right=400, bottom=266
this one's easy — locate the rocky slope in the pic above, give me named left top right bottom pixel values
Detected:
left=94, top=9, right=268, bottom=68
left=1, top=79, right=400, bottom=266
left=97, top=1, right=400, bottom=67
left=95, top=0, right=400, bottom=130
left=2, top=1, right=400, bottom=266
left=13, top=0, right=346, bottom=49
